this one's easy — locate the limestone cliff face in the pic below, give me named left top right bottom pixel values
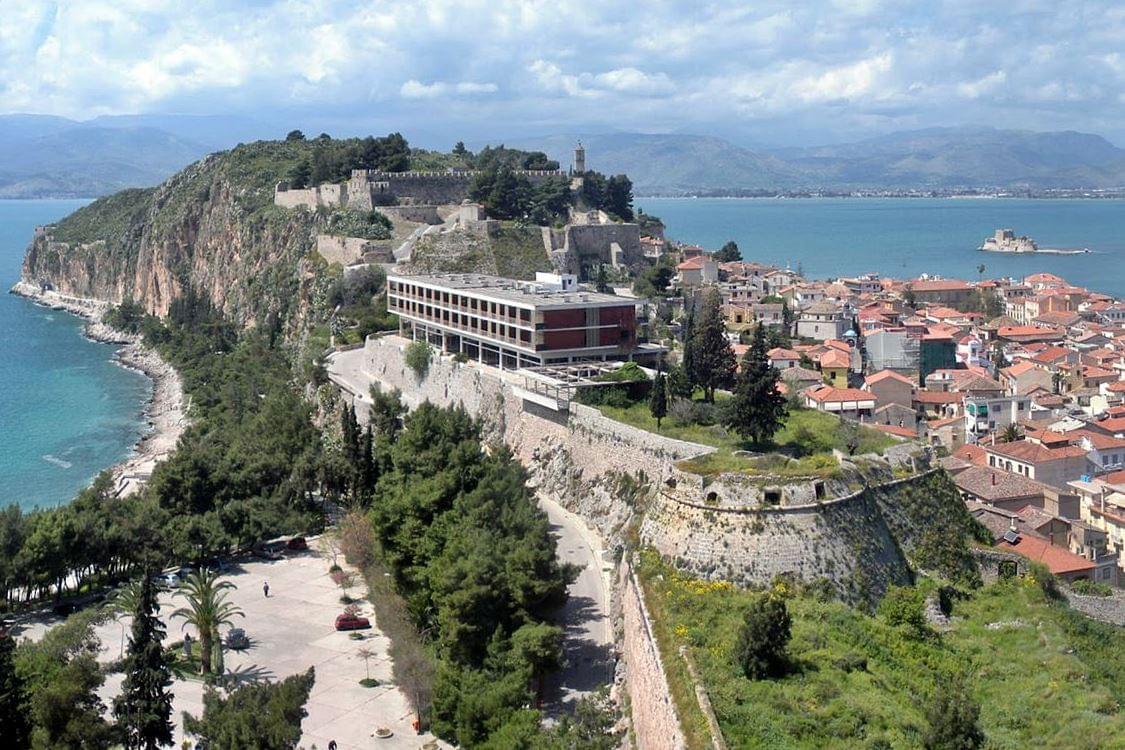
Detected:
left=21, top=147, right=320, bottom=328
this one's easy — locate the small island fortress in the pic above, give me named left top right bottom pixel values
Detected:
left=980, top=228, right=1090, bottom=254
left=980, top=228, right=1039, bottom=253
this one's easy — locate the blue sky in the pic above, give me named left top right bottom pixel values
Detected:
left=3, top=0, right=1125, bottom=147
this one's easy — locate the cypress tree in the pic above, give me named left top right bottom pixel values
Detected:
left=691, top=290, right=736, bottom=402
left=680, top=301, right=696, bottom=390
left=113, top=574, right=174, bottom=750
left=0, top=630, right=30, bottom=747
left=725, top=324, right=788, bottom=445
left=649, top=371, right=668, bottom=429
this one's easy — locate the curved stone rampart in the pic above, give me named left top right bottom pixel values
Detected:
left=352, top=335, right=954, bottom=603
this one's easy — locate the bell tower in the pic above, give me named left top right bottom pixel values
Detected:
left=573, top=141, right=586, bottom=174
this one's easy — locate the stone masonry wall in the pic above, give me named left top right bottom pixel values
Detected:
left=621, top=561, right=688, bottom=750
left=641, top=481, right=915, bottom=604
left=360, top=334, right=709, bottom=541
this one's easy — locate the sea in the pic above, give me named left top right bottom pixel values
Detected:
left=639, top=197, right=1125, bottom=298
left=0, top=200, right=150, bottom=512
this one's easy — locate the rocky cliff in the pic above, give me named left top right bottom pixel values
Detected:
left=19, top=141, right=327, bottom=328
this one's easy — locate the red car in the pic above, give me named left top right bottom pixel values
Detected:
left=335, top=613, right=371, bottom=631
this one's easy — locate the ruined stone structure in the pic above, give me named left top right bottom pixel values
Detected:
left=315, top=235, right=393, bottom=266
left=542, top=212, right=645, bottom=273
left=275, top=169, right=567, bottom=212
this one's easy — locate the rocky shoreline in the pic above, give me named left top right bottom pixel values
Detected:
left=9, top=281, right=187, bottom=497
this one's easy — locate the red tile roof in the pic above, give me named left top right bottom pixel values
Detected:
left=866, top=369, right=915, bottom=386
left=806, top=386, right=874, bottom=404
left=984, top=440, right=1089, bottom=463
left=909, top=279, right=972, bottom=292
left=997, top=533, right=1095, bottom=575
left=953, top=444, right=989, bottom=466
left=873, top=424, right=917, bottom=439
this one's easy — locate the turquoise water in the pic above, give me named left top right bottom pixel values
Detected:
left=640, top=198, right=1125, bottom=298
left=0, top=200, right=150, bottom=511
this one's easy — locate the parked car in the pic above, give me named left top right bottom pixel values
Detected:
left=224, top=627, right=250, bottom=650
left=198, top=558, right=230, bottom=574
left=252, top=545, right=284, bottom=561
left=334, top=613, right=371, bottom=631
left=286, top=536, right=308, bottom=552
left=154, top=571, right=182, bottom=590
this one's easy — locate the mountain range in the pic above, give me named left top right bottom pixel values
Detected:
left=2, top=113, right=1125, bottom=198
left=512, top=128, right=1125, bottom=195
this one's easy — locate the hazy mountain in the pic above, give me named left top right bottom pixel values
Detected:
left=512, top=128, right=1125, bottom=194
left=505, top=133, right=803, bottom=194
left=775, top=127, right=1125, bottom=189
left=0, top=116, right=211, bottom=198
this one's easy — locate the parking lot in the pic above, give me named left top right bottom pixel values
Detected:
left=20, top=539, right=442, bottom=749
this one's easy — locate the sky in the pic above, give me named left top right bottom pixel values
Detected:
left=2, top=0, right=1125, bottom=148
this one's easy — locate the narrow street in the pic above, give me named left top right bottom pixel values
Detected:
left=539, top=496, right=615, bottom=714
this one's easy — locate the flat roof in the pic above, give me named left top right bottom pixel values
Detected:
left=388, top=272, right=631, bottom=309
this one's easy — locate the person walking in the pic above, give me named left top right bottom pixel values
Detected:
left=328, top=742, right=337, bottom=750
left=263, top=580, right=270, bottom=597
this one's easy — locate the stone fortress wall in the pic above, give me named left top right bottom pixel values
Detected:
left=356, top=334, right=945, bottom=604
left=275, top=169, right=567, bottom=212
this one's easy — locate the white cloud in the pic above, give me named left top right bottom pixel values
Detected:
left=790, top=53, right=894, bottom=103
left=957, top=70, right=1007, bottom=99
left=0, top=1, right=1123, bottom=145
left=400, top=80, right=499, bottom=98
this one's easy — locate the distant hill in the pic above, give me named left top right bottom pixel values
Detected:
left=512, top=128, right=1125, bottom=194
left=507, top=132, right=803, bottom=194
left=775, top=127, right=1125, bottom=190
left=0, top=116, right=210, bottom=198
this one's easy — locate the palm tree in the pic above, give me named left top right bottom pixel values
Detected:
left=171, top=570, right=243, bottom=675
left=104, top=579, right=147, bottom=660
left=999, top=423, right=1021, bottom=443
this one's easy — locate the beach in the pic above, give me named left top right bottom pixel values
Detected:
left=9, top=281, right=187, bottom=497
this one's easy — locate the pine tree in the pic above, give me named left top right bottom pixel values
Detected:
left=690, top=290, right=736, bottom=402
left=649, top=372, right=668, bottom=428
left=724, top=324, right=788, bottom=445
left=113, top=574, right=174, bottom=750
left=0, top=630, right=30, bottom=748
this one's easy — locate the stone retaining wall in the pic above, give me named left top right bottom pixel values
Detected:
left=360, top=334, right=709, bottom=541
left=621, top=561, right=687, bottom=750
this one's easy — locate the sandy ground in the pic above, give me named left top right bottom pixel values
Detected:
left=9, top=282, right=187, bottom=496
left=16, top=539, right=444, bottom=750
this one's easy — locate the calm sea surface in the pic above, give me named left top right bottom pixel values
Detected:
left=0, top=200, right=149, bottom=511
left=640, top=198, right=1125, bottom=298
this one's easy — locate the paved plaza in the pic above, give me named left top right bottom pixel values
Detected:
left=20, top=540, right=442, bottom=750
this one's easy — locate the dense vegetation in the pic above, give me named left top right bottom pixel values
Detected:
left=638, top=552, right=1125, bottom=750
left=328, top=401, right=579, bottom=747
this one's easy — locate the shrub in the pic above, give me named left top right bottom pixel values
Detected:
left=923, top=675, right=985, bottom=750
left=1027, top=562, right=1062, bottom=601
left=405, top=340, right=432, bottom=379
left=1071, top=579, right=1113, bottom=597
left=669, top=398, right=721, bottom=427
left=734, top=593, right=791, bottom=680
left=877, top=585, right=929, bottom=639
